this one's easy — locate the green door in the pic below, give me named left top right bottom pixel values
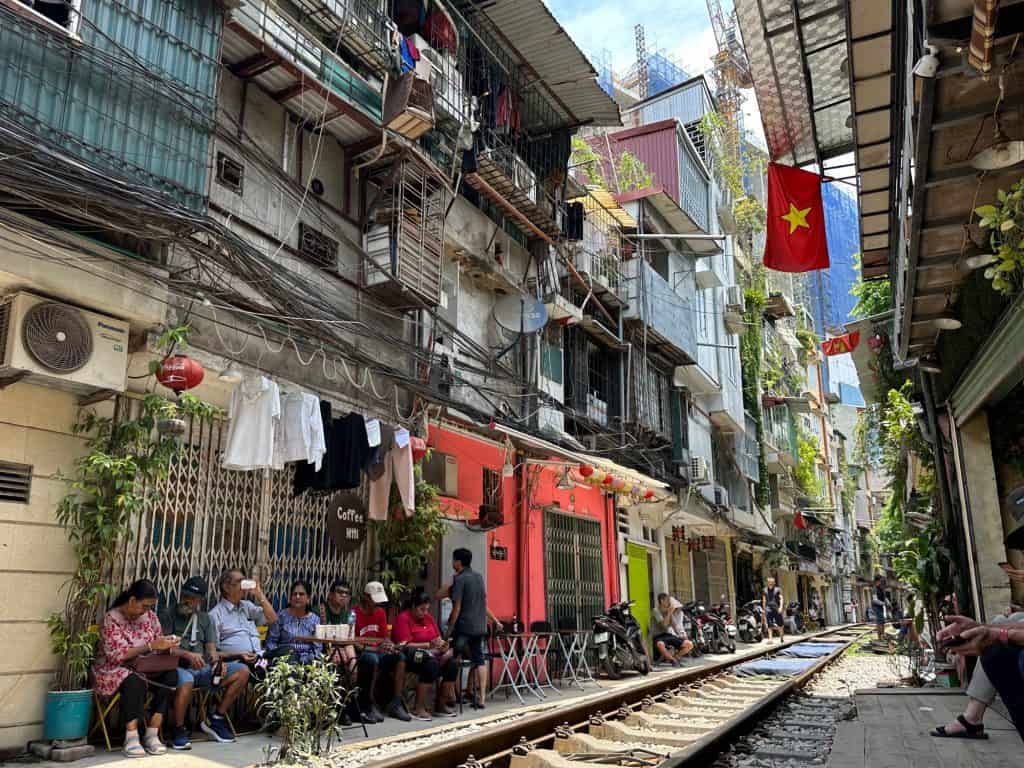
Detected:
left=626, top=542, right=651, bottom=652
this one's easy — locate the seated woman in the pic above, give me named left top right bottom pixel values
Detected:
left=319, top=578, right=357, bottom=674
left=392, top=590, right=458, bottom=720
left=265, top=580, right=321, bottom=664
left=92, top=579, right=181, bottom=758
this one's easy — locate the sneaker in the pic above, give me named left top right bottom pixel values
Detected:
left=122, top=735, right=146, bottom=759
left=388, top=699, right=412, bottom=722
left=200, top=713, right=236, bottom=744
left=171, top=726, right=192, bottom=750
left=362, top=705, right=384, bottom=724
left=142, top=732, right=166, bottom=755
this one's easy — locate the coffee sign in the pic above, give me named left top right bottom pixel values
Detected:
left=327, top=493, right=366, bottom=553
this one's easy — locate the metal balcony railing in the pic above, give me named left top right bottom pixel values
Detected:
left=621, top=259, right=697, bottom=363
left=231, top=0, right=382, bottom=120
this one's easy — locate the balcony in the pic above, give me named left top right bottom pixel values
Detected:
left=363, top=159, right=449, bottom=308
left=225, top=0, right=382, bottom=147
left=764, top=291, right=795, bottom=320
left=621, top=259, right=697, bottom=364
left=764, top=403, right=797, bottom=473
left=740, top=413, right=761, bottom=484
left=289, top=0, right=392, bottom=77
left=463, top=146, right=563, bottom=241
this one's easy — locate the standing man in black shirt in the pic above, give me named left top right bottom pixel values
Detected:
left=438, top=548, right=502, bottom=709
left=762, top=576, right=785, bottom=643
left=872, top=575, right=889, bottom=640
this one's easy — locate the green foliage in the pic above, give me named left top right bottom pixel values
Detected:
left=698, top=112, right=766, bottom=252
left=49, top=393, right=219, bottom=690
left=850, top=253, right=893, bottom=318
left=740, top=269, right=769, bottom=507
left=795, top=328, right=819, bottom=368
left=794, top=431, right=823, bottom=501
left=976, top=177, right=1024, bottom=296
left=569, top=137, right=653, bottom=193
left=257, top=658, right=350, bottom=759
left=372, top=459, right=447, bottom=601
left=570, top=136, right=605, bottom=188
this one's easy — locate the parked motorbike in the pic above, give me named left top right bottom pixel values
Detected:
left=683, top=600, right=719, bottom=654
left=592, top=601, right=651, bottom=679
left=785, top=601, right=806, bottom=634
left=709, top=598, right=738, bottom=653
left=677, top=602, right=703, bottom=658
left=737, top=599, right=765, bottom=644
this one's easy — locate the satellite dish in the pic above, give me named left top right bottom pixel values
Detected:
left=493, top=294, right=548, bottom=334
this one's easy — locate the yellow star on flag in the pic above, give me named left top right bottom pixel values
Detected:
left=780, top=203, right=812, bottom=234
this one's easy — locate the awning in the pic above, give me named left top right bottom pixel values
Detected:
left=450, top=0, right=621, bottom=128
left=739, top=529, right=782, bottom=551
left=574, top=185, right=636, bottom=228
left=488, top=421, right=671, bottom=491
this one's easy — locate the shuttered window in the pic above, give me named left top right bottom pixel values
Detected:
left=0, top=461, right=32, bottom=503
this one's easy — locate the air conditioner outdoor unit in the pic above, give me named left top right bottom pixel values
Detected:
left=0, top=291, right=129, bottom=393
left=422, top=450, right=458, bottom=496
left=689, top=456, right=709, bottom=484
left=726, top=285, right=744, bottom=312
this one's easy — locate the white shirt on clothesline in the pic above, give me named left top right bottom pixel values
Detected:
left=222, top=375, right=281, bottom=471
left=274, top=391, right=326, bottom=471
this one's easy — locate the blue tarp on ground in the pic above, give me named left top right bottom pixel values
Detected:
left=779, top=642, right=846, bottom=658
left=733, top=657, right=820, bottom=677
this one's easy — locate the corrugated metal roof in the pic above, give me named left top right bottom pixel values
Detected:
left=453, top=0, right=621, bottom=128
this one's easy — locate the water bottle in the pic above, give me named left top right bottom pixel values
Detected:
left=348, top=609, right=356, bottom=627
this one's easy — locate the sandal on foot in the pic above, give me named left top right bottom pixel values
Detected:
left=123, top=742, right=146, bottom=758
left=931, top=715, right=988, bottom=739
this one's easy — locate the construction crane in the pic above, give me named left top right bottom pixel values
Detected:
left=634, top=24, right=649, bottom=100
left=705, top=0, right=752, bottom=125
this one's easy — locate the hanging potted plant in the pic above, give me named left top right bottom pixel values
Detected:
left=45, top=391, right=220, bottom=741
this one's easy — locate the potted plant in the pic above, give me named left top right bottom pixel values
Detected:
left=975, top=177, right=1024, bottom=296
left=156, top=399, right=186, bottom=438
left=46, top=392, right=219, bottom=741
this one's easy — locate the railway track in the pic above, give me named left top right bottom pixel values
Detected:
left=364, top=626, right=868, bottom=768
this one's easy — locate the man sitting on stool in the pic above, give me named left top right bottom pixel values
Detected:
left=160, top=577, right=250, bottom=749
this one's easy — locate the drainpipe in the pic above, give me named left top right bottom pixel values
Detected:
left=517, top=452, right=528, bottom=623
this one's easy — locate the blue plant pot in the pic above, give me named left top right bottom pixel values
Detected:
left=43, top=689, right=93, bottom=742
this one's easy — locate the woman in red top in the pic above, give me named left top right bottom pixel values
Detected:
left=392, top=590, right=458, bottom=720
left=93, top=580, right=181, bottom=757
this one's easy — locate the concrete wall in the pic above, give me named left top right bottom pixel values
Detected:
left=0, top=383, right=103, bottom=751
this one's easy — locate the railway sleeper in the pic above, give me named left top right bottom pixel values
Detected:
left=625, top=711, right=717, bottom=735
left=554, top=732, right=673, bottom=759
left=589, top=720, right=700, bottom=748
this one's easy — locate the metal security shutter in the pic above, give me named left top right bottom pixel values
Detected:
left=666, top=540, right=693, bottom=602
left=544, top=509, right=605, bottom=631
left=692, top=540, right=729, bottom=604
left=116, top=398, right=371, bottom=610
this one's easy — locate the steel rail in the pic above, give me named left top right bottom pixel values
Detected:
left=362, top=625, right=868, bottom=768
left=660, top=629, right=865, bottom=767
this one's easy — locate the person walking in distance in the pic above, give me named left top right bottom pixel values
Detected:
left=438, top=548, right=502, bottom=709
left=872, top=575, right=889, bottom=641
left=762, top=576, right=785, bottom=643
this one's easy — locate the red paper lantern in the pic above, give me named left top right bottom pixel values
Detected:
left=578, top=464, right=594, bottom=478
left=643, top=489, right=654, bottom=499
left=156, top=355, right=204, bottom=392
left=602, top=474, right=615, bottom=486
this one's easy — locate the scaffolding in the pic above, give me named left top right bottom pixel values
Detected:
left=620, top=30, right=689, bottom=100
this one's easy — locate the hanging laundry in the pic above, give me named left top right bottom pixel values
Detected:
left=274, top=391, right=326, bottom=471
left=366, top=422, right=396, bottom=481
left=222, top=376, right=281, bottom=471
left=331, top=412, right=371, bottom=490
left=293, top=401, right=332, bottom=496
left=495, top=85, right=520, bottom=136
left=368, top=428, right=415, bottom=521
left=398, top=36, right=420, bottom=74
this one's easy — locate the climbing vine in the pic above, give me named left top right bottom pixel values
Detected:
left=740, top=267, right=770, bottom=507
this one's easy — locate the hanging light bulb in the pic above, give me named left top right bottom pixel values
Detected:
left=218, top=363, right=243, bottom=384
left=972, top=78, right=1024, bottom=170
left=931, top=290, right=962, bottom=331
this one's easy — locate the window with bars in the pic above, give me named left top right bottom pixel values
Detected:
left=482, top=467, right=502, bottom=508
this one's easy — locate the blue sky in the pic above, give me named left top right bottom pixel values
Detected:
left=544, top=0, right=766, bottom=144
left=544, top=0, right=718, bottom=81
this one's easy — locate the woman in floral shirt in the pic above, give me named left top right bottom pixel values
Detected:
left=265, top=579, right=321, bottom=663
left=93, top=580, right=180, bottom=757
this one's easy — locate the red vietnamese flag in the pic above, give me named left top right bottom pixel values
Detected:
left=822, top=331, right=860, bottom=356
left=764, top=162, right=830, bottom=273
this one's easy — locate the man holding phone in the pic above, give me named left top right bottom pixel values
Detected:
left=936, top=611, right=1024, bottom=740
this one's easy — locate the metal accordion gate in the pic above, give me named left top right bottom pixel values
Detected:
left=543, top=508, right=605, bottom=632
left=114, top=399, right=371, bottom=610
